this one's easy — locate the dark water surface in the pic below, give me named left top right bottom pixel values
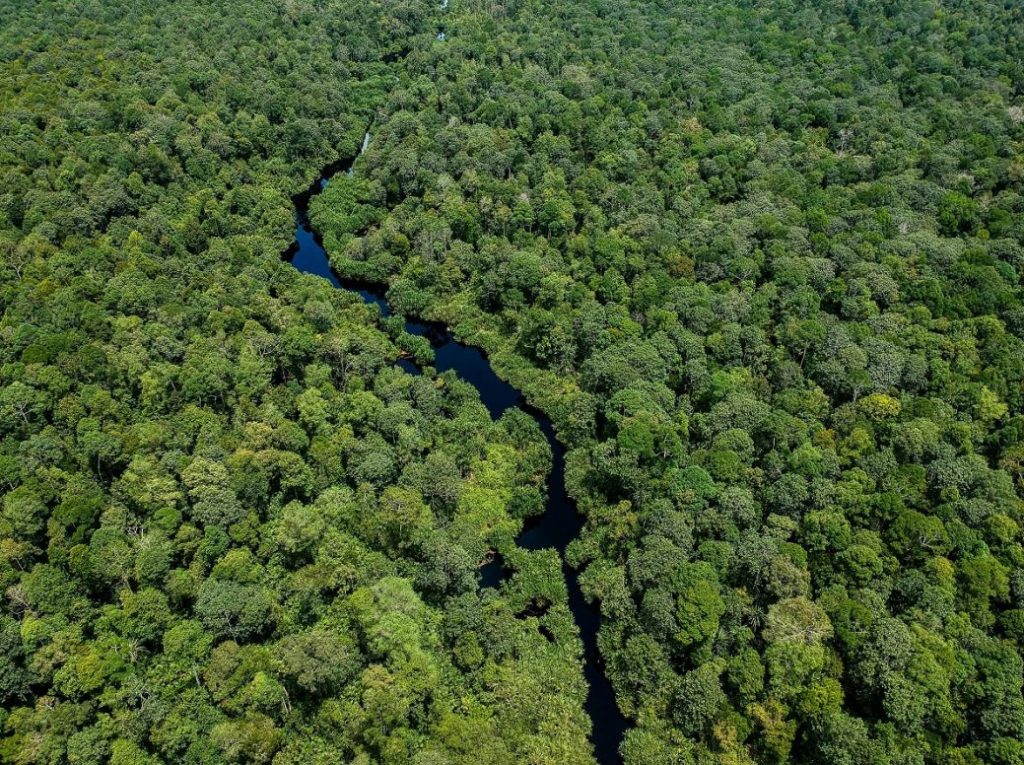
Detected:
left=285, top=152, right=628, bottom=764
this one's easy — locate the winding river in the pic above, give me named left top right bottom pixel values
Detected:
left=285, top=144, right=628, bottom=764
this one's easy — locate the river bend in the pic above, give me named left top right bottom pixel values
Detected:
left=285, top=143, right=628, bottom=764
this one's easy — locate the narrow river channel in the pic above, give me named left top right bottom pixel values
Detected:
left=284, top=144, right=628, bottom=764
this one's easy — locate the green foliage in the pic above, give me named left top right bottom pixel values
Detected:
left=0, top=0, right=594, bottom=762
left=4, top=0, right=1024, bottom=761
left=306, top=0, right=1024, bottom=760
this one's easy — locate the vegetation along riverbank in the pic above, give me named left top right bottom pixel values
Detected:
left=2, top=0, right=1024, bottom=763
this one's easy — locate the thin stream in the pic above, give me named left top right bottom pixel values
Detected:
left=284, top=143, right=628, bottom=764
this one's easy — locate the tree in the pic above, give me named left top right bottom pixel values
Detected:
left=673, top=660, right=728, bottom=736
left=276, top=628, right=361, bottom=696
left=195, top=580, right=275, bottom=641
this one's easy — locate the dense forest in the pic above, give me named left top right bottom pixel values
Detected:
left=3, top=0, right=1024, bottom=763
left=317, top=0, right=1024, bottom=762
left=0, top=1, right=594, bottom=763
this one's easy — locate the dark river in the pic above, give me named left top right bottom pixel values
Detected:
left=285, top=146, right=628, bottom=764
